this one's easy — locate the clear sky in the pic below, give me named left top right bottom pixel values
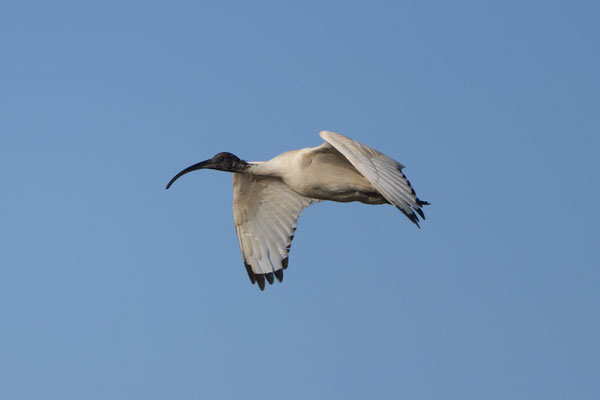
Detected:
left=1, top=1, right=599, bottom=399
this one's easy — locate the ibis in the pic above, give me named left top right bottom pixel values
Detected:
left=166, top=131, right=429, bottom=290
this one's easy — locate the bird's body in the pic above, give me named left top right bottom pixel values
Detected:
left=247, top=145, right=386, bottom=204
left=167, top=131, right=429, bottom=290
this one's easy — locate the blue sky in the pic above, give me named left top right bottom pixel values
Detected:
left=1, top=1, right=599, bottom=399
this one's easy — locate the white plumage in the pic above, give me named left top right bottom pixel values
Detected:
left=166, top=131, right=429, bottom=290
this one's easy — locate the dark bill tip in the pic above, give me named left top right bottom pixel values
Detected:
left=165, top=160, right=211, bottom=190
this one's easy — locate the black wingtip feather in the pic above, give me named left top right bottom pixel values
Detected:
left=406, top=178, right=417, bottom=195
left=244, top=262, right=256, bottom=284
left=416, top=207, right=425, bottom=220
left=265, top=272, right=274, bottom=285
left=411, top=217, right=421, bottom=229
left=282, top=257, right=289, bottom=270
left=255, top=274, right=265, bottom=291
left=397, top=206, right=421, bottom=228
left=274, top=269, right=284, bottom=282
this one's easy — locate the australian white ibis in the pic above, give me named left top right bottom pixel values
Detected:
left=166, top=131, right=429, bottom=290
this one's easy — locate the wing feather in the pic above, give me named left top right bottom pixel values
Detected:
left=319, top=130, right=428, bottom=226
left=233, top=173, right=318, bottom=290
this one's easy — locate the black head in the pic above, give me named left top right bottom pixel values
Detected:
left=166, top=152, right=249, bottom=189
left=210, top=152, right=249, bottom=172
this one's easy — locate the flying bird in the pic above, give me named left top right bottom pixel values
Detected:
left=166, top=131, right=429, bottom=290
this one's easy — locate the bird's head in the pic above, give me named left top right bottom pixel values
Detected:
left=166, top=152, right=249, bottom=189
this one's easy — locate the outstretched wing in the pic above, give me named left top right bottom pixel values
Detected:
left=319, top=130, right=429, bottom=226
left=233, top=173, right=319, bottom=290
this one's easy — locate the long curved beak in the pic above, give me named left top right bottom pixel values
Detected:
left=165, top=160, right=213, bottom=189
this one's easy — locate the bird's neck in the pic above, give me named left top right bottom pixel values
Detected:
left=244, top=161, right=282, bottom=178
